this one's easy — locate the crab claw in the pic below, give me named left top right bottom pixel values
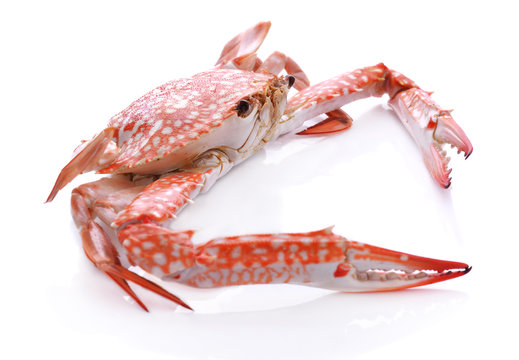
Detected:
left=388, top=88, right=472, bottom=188
left=315, top=240, right=470, bottom=292
left=435, top=112, right=473, bottom=160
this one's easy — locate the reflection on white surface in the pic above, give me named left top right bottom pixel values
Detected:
left=48, top=273, right=467, bottom=359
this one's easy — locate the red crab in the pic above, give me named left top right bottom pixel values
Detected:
left=47, top=22, right=472, bottom=311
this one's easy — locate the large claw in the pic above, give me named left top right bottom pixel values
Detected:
left=171, top=228, right=470, bottom=292
left=314, top=240, right=471, bottom=292
left=389, top=88, right=473, bottom=188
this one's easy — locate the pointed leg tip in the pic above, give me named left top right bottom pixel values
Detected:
left=162, top=293, right=194, bottom=311
left=46, top=187, right=59, bottom=203
left=180, top=302, right=194, bottom=311
left=137, top=301, right=150, bottom=312
left=297, top=112, right=354, bottom=136
left=296, top=129, right=311, bottom=135
left=261, top=20, right=271, bottom=29
left=103, top=263, right=192, bottom=312
left=105, top=270, right=151, bottom=312
left=132, top=294, right=150, bottom=312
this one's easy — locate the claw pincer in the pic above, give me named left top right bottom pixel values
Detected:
left=47, top=22, right=472, bottom=311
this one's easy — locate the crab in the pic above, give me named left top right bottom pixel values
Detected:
left=47, top=22, right=473, bottom=311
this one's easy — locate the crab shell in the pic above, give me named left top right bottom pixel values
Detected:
left=98, top=69, right=292, bottom=175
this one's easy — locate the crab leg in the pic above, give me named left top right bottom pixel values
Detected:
left=72, top=176, right=150, bottom=226
left=85, top=156, right=227, bottom=309
left=170, top=228, right=470, bottom=291
left=282, top=63, right=472, bottom=188
left=112, top=170, right=208, bottom=281
left=113, top=151, right=231, bottom=281
left=46, top=128, right=118, bottom=202
left=215, top=21, right=271, bottom=69
left=70, top=176, right=192, bottom=311
left=113, top=170, right=213, bottom=228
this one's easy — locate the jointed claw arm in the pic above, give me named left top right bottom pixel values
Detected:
left=282, top=63, right=472, bottom=188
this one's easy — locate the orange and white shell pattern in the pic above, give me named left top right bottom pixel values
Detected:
left=46, top=22, right=473, bottom=312
left=100, top=69, right=285, bottom=175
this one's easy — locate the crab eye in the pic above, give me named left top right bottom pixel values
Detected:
left=287, top=75, right=295, bottom=88
left=236, top=99, right=251, bottom=117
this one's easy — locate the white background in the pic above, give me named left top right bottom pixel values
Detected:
left=2, top=1, right=518, bottom=359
